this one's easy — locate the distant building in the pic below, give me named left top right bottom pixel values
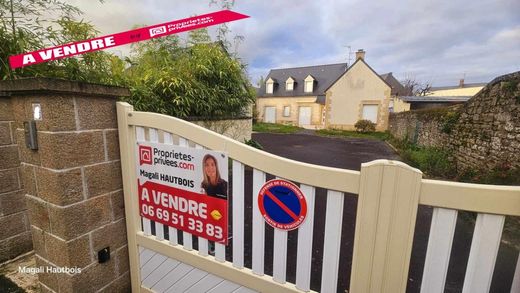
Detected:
left=392, top=79, right=487, bottom=112
left=256, top=50, right=395, bottom=131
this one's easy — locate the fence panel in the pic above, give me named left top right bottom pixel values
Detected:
left=420, top=208, right=458, bottom=293
left=117, top=102, right=520, bottom=293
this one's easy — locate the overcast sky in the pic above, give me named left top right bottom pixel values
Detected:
left=67, top=0, right=520, bottom=87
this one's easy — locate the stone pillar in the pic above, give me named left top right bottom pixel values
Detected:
left=0, top=78, right=131, bottom=292
left=0, top=96, right=32, bottom=263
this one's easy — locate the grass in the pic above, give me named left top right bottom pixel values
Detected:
left=316, top=129, right=391, bottom=140
left=252, top=122, right=302, bottom=134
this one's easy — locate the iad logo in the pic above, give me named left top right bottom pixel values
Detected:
left=149, top=26, right=167, bottom=37
left=139, top=145, right=153, bottom=165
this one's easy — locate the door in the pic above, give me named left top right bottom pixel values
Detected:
left=362, top=104, right=378, bottom=123
left=299, top=107, right=311, bottom=126
left=264, top=107, right=276, bottom=123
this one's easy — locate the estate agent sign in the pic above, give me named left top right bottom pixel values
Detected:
left=137, top=142, right=229, bottom=244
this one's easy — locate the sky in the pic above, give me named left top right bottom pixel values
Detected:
left=67, top=0, right=520, bottom=87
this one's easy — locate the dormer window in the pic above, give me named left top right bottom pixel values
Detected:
left=266, top=78, right=275, bottom=94
left=304, top=75, right=315, bottom=93
left=286, top=77, right=295, bottom=91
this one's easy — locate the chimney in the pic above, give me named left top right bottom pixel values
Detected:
left=459, top=79, right=464, bottom=88
left=355, top=49, right=365, bottom=60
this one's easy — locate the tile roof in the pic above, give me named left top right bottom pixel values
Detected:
left=258, top=63, right=348, bottom=97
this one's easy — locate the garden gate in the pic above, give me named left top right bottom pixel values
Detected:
left=117, top=102, right=520, bottom=293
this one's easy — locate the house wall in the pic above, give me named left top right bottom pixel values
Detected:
left=392, top=97, right=411, bottom=113
left=428, top=86, right=484, bottom=96
left=256, top=96, right=323, bottom=126
left=326, top=61, right=391, bottom=131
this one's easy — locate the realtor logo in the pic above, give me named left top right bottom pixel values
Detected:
left=149, top=26, right=167, bottom=37
left=139, top=145, right=153, bottom=165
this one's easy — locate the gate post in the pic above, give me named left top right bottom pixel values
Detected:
left=349, top=160, right=422, bottom=293
left=0, top=78, right=131, bottom=292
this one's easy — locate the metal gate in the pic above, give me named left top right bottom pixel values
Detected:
left=117, top=102, right=520, bottom=293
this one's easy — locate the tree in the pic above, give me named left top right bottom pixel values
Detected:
left=0, top=0, right=123, bottom=84
left=401, top=74, right=432, bottom=96
left=122, top=30, right=255, bottom=119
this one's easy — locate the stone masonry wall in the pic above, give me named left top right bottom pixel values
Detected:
left=451, top=72, right=520, bottom=170
left=0, top=97, right=33, bottom=263
left=388, top=71, right=520, bottom=171
left=0, top=78, right=131, bottom=293
left=388, top=105, right=462, bottom=148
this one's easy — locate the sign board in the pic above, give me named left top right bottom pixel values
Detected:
left=137, top=142, right=228, bottom=244
left=258, top=179, right=307, bottom=231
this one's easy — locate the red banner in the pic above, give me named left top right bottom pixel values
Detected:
left=9, top=10, right=249, bottom=69
left=138, top=180, right=228, bottom=244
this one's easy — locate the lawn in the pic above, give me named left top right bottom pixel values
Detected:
left=316, top=129, right=390, bottom=140
left=252, top=122, right=302, bottom=134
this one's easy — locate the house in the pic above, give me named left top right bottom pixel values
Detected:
left=256, top=50, right=393, bottom=131
left=392, top=79, right=487, bottom=112
left=427, top=79, right=486, bottom=96
left=396, top=95, right=471, bottom=110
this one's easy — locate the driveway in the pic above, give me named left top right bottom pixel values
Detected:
left=252, top=132, right=399, bottom=170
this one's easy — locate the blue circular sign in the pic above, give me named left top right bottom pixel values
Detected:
left=258, top=179, right=307, bottom=230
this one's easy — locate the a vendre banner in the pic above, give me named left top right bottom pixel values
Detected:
left=137, top=142, right=229, bottom=244
left=9, top=10, right=248, bottom=69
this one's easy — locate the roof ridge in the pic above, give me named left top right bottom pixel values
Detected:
left=270, top=62, right=347, bottom=71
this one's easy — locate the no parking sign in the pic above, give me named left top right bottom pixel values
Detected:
left=258, top=179, right=307, bottom=230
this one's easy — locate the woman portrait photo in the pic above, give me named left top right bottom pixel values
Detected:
left=201, top=154, right=228, bottom=199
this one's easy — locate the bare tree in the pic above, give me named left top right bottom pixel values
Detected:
left=401, top=74, right=432, bottom=96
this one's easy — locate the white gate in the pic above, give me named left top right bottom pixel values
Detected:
left=117, top=102, right=520, bottom=293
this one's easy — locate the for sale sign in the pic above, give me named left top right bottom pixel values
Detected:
left=137, top=142, right=228, bottom=244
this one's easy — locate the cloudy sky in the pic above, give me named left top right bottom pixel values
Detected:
left=68, top=0, right=520, bottom=87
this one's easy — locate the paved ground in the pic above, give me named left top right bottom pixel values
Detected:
left=243, top=132, right=518, bottom=293
left=252, top=132, right=400, bottom=171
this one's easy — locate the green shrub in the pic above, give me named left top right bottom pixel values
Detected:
left=354, top=119, right=376, bottom=133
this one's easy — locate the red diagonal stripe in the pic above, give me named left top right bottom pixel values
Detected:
left=264, top=189, right=298, bottom=221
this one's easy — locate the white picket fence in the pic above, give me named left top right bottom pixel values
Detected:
left=117, top=102, right=520, bottom=293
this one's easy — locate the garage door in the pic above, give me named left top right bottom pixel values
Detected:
left=264, top=107, right=276, bottom=123
left=298, top=107, right=311, bottom=126
left=362, top=104, right=378, bottom=123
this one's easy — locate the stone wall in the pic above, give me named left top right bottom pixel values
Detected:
left=191, top=117, right=252, bottom=142
left=0, top=78, right=131, bottom=292
left=0, top=97, right=33, bottom=263
left=388, top=105, right=462, bottom=148
left=388, top=71, right=520, bottom=171
left=451, top=72, right=520, bottom=170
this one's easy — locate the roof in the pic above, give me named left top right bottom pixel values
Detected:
left=430, top=82, right=487, bottom=91
left=258, top=63, right=348, bottom=97
left=380, top=72, right=411, bottom=96
left=400, top=96, right=471, bottom=103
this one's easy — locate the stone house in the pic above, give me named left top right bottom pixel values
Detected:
left=256, top=50, right=394, bottom=131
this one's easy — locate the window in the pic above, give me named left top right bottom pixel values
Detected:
left=304, top=81, right=313, bottom=93
left=286, top=77, right=294, bottom=91
left=283, top=106, right=290, bottom=117
left=266, top=78, right=275, bottom=94
left=304, top=75, right=314, bottom=93
left=389, top=100, right=394, bottom=113
left=266, top=83, right=273, bottom=94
